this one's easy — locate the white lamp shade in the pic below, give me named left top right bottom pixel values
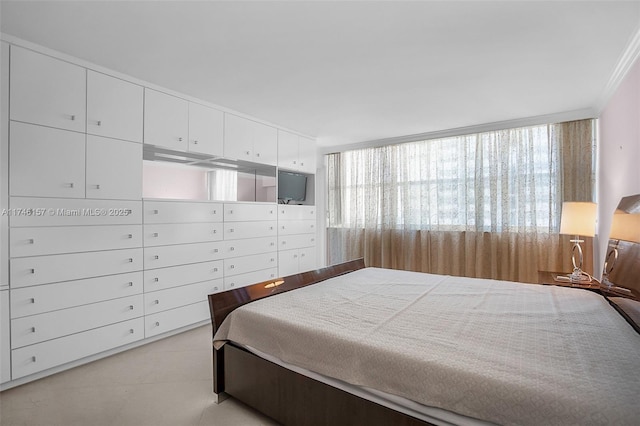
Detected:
left=559, top=202, right=597, bottom=237
left=610, top=213, right=640, bottom=243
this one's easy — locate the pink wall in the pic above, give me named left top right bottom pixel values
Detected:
left=597, top=57, right=640, bottom=276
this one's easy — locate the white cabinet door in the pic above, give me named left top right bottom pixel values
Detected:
left=144, top=89, right=188, bottom=150
left=188, top=103, right=223, bottom=156
left=277, top=130, right=299, bottom=170
left=87, top=71, right=143, bottom=143
left=86, top=136, right=142, bottom=200
left=278, top=249, right=300, bottom=277
left=1, top=290, right=10, bottom=383
left=298, top=136, right=317, bottom=174
left=298, top=246, right=317, bottom=272
left=10, top=122, right=85, bottom=198
left=223, top=114, right=253, bottom=161
left=253, top=122, right=277, bottom=166
left=10, top=46, right=86, bottom=132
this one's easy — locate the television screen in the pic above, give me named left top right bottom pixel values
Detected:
left=278, top=171, right=307, bottom=202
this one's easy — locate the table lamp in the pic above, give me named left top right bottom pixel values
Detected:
left=559, top=201, right=597, bottom=282
left=603, top=211, right=640, bottom=280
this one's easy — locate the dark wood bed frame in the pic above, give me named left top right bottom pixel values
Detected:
left=207, top=258, right=432, bottom=425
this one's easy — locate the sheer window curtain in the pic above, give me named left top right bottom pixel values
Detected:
left=327, top=120, right=595, bottom=283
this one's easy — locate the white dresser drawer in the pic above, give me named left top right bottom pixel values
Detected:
left=145, top=301, right=209, bottom=338
left=278, top=220, right=316, bottom=236
left=144, top=260, right=223, bottom=292
left=10, top=248, right=143, bottom=288
left=9, top=198, right=142, bottom=227
left=11, top=294, right=144, bottom=349
left=144, top=223, right=222, bottom=247
left=278, top=234, right=317, bottom=250
left=12, top=317, right=144, bottom=380
left=223, top=203, right=277, bottom=222
left=11, top=272, right=143, bottom=318
left=278, top=205, right=316, bottom=220
left=223, top=221, right=277, bottom=240
left=10, top=225, right=142, bottom=257
left=144, top=279, right=222, bottom=315
left=223, top=236, right=276, bottom=258
left=144, top=242, right=224, bottom=269
left=223, top=268, right=278, bottom=290
left=224, top=252, right=277, bottom=277
left=143, top=200, right=222, bottom=224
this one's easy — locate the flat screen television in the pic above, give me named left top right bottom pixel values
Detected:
left=278, top=171, right=307, bottom=202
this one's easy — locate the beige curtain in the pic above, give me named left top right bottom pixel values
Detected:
left=327, top=120, right=595, bottom=283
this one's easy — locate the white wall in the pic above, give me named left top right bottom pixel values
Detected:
left=597, top=57, right=640, bottom=276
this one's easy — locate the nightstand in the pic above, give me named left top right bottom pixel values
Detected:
left=537, top=271, right=601, bottom=290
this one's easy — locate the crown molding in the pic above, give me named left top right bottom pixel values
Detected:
left=595, top=23, right=640, bottom=114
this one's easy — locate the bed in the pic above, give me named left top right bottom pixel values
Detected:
left=208, top=224, right=640, bottom=425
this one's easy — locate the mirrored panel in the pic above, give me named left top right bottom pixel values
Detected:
left=603, top=194, right=640, bottom=296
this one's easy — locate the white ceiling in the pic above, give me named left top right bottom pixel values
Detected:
left=1, top=1, right=639, bottom=148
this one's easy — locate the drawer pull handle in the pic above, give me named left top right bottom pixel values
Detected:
left=30, top=298, right=35, bottom=303
left=70, top=115, right=76, bottom=121
left=311, top=238, right=315, bottom=242
left=152, top=233, right=159, bottom=237
left=128, top=258, right=134, bottom=263
left=256, top=153, right=260, bottom=157
left=311, top=225, right=315, bottom=228
left=230, top=283, right=235, bottom=287
left=127, top=234, right=133, bottom=239
left=230, top=247, right=235, bottom=251
left=153, top=209, right=159, bottom=214
left=270, top=227, right=274, bottom=230
left=282, top=241, right=286, bottom=245
left=193, top=140, right=198, bottom=145
left=154, top=255, right=159, bottom=260
left=214, top=286, right=219, bottom=291
left=230, top=265, right=235, bottom=269
left=154, top=300, right=159, bottom=304
left=229, top=229, right=234, bottom=233
left=301, top=254, right=305, bottom=257
left=178, top=137, right=183, bottom=142
left=27, top=239, right=34, bottom=244
left=213, top=249, right=218, bottom=253
left=294, top=255, right=298, bottom=258
left=155, top=322, right=160, bottom=326
left=213, top=268, right=218, bottom=272
left=32, top=356, right=37, bottom=363
left=29, top=268, right=35, bottom=274
left=129, top=305, right=134, bottom=310
left=154, top=277, right=159, bottom=282
left=270, top=210, right=273, bottom=214
left=270, top=258, right=275, bottom=262
left=212, top=229, right=217, bottom=234
left=271, top=242, right=275, bottom=246
left=31, top=327, right=36, bottom=333
left=229, top=210, right=233, bottom=214
left=129, top=329, right=134, bottom=334
left=66, top=182, right=75, bottom=188
left=97, top=120, right=102, bottom=126
left=128, top=282, right=134, bottom=287
left=93, top=184, right=101, bottom=189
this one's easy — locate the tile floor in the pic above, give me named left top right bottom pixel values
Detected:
left=0, top=325, right=279, bottom=426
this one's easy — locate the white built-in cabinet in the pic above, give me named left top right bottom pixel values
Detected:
left=10, top=46, right=86, bottom=132
left=87, top=70, right=144, bottom=143
left=1, top=40, right=318, bottom=388
left=224, top=113, right=278, bottom=165
left=277, top=129, right=316, bottom=174
left=278, top=205, right=317, bottom=276
left=144, top=89, right=224, bottom=156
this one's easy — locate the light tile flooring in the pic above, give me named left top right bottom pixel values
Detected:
left=0, top=325, right=279, bottom=426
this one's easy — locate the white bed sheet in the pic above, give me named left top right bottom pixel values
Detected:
left=214, top=267, right=640, bottom=425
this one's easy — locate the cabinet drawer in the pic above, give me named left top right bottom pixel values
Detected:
left=144, top=279, right=222, bottom=315
left=223, top=237, right=276, bottom=258
left=278, top=234, right=317, bottom=250
left=10, top=225, right=142, bottom=257
left=144, top=223, right=222, bottom=247
left=278, top=205, right=316, bottom=220
left=224, top=221, right=277, bottom=240
left=10, top=248, right=143, bottom=288
left=144, top=260, right=223, bottom=292
left=144, top=242, right=224, bottom=269
left=223, top=203, right=277, bottom=222
left=11, top=272, right=143, bottom=318
left=223, top=268, right=278, bottom=291
left=145, top=301, right=209, bottom=338
left=11, top=295, right=143, bottom=349
left=278, top=220, right=316, bottom=236
left=12, top=318, right=144, bottom=380
left=9, top=198, right=142, bottom=227
left=143, top=201, right=222, bottom=224
left=224, top=253, right=277, bottom=277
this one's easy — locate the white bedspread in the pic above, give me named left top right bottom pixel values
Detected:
left=213, top=267, right=640, bottom=425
